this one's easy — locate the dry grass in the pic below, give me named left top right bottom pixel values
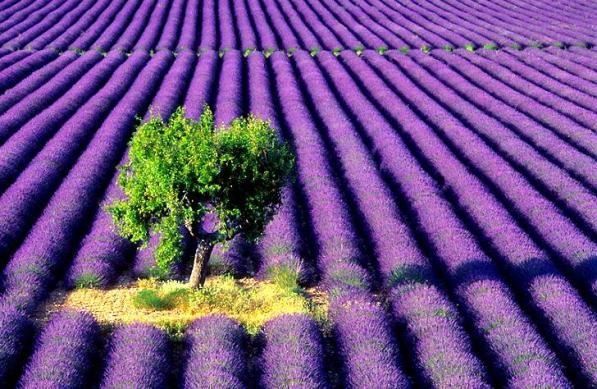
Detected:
left=56, top=275, right=327, bottom=335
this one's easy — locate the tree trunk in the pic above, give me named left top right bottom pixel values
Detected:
left=188, top=240, right=215, bottom=288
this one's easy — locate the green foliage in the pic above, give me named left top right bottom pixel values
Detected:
left=443, top=44, right=454, bottom=52
left=332, top=47, right=343, bottom=56
left=263, top=48, right=275, bottom=58
left=243, top=48, right=256, bottom=57
left=108, top=107, right=294, bottom=276
left=389, top=265, right=427, bottom=287
left=74, top=274, right=102, bottom=289
left=377, top=45, right=388, bottom=55
left=464, top=43, right=476, bottom=52
left=483, top=42, right=499, bottom=50
left=354, top=44, right=365, bottom=56
left=132, top=288, right=184, bottom=310
left=268, top=264, right=302, bottom=293
left=420, top=44, right=432, bottom=54
left=309, top=47, right=321, bottom=57
left=399, top=46, right=410, bottom=54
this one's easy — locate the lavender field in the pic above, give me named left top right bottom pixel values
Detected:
left=0, top=0, right=596, bottom=387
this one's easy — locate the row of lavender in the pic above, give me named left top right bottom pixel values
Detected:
left=0, top=308, right=327, bottom=388
left=0, top=0, right=594, bottom=54
left=0, top=45, right=595, bottom=387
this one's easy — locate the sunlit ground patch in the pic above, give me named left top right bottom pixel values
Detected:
left=55, top=275, right=327, bottom=335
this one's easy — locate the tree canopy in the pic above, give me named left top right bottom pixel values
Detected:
left=108, top=107, right=294, bottom=285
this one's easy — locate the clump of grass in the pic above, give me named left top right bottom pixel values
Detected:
left=74, top=274, right=102, bottom=289
left=61, top=275, right=326, bottom=335
left=243, top=48, right=256, bottom=57
left=420, top=44, right=431, bottom=54
left=263, top=48, right=275, bottom=58
left=332, top=47, right=343, bottom=56
left=354, top=44, right=365, bottom=56
left=377, top=45, right=388, bottom=55
left=388, top=265, right=428, bottom=287
left=443, top=44, right=454, bottom=52
left=69, top=47, right=85, bottom=55
left=309, top=47, right=321, bottom=57
left=267, top=264, right=302, bottom=293
left=399, top=46, right=410, bottom=54
left=483, top=42, right=498, bottom=50
left=464, top=43, right=476, bottom=52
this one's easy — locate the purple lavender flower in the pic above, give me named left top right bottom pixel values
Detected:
left=259, top=314, right=329, bottom=388
left=0, top=305, right=33, bottom=386
left=183, top=315, right=248, bottom=389
left=101, top=324, right=171, bottom=389
left=18, top=310, right=100, bottom=388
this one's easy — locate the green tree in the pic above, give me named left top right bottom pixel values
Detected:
left=108, top=107, right=294, bottom=288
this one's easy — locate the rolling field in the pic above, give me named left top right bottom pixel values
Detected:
left=0, top=0, right=596, bottom=387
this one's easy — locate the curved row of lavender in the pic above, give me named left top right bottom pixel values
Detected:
left=0, top=0, right=594, bottom=53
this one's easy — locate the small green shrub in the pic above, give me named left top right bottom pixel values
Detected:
left=420, top=44, right=431, bottom=54
left=243, top=48, right=256, bottom=57
left=464, top=43, right=476, bottom=52
left=377, top=45, right=388, bottom=55
left=74, top=274, right=102, bottom=289
left=354, top=44, right=365, bottom=56
left=133, top=289, right=182, bottom=310
left=268, top=264, right=302, bottom=293
left=443, top=44, right=454, bottom=52
left=399, top=46, right=410, bottom=54
left=69, top=47, right=84, bottom=55
left=332, top=47, right=343, bottom=56
left=389, top=265, right=428, bottom=287
left=483, top=42, right=498, bottom=50
left=309, top=47, right=321, bottom=56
